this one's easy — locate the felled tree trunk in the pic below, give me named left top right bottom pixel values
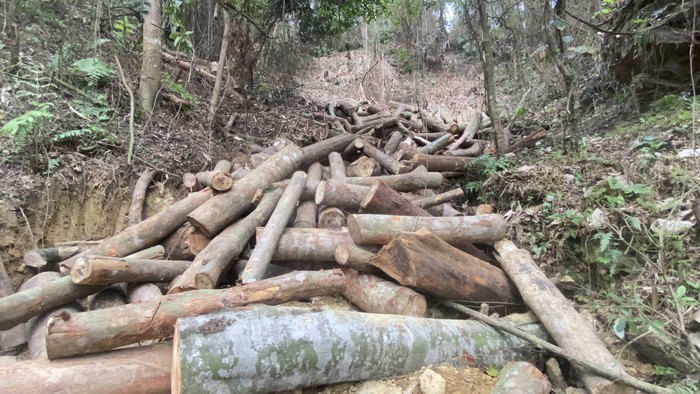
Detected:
left=0, top=343, right=172, bottom=394
left=348, top=213, right=506, bottom=246
left=162, top=223, right=211, bottom=260
left=263, top=227, right=355, bottom=262
left=317, top=207, right=347, bottom=229
left=0, top=261, right=25, bottom=351
left=343, top=172, right=444, bottom=191
left=71, top=256, right=191, bottom=285
left=187, top=144, right=302, bottom=237
left=383, top=131, right=403, bottom=155
left=172, top=306, right=546, bottom=393
left=407, top=154, right=473, bottom=172
left=169, top=188, right=283, bottom=293
left=315, top=180, right=369, bottom=209
left=241, top=171, right=307, bottom=284
left=346, top=155, right=381, bottom=177
left=24, top=246, right=81, bottom=271
left=361, top=139, right=410, bottom=174
left=128, top=283, right=162, bottom=303
left=293, top=201, right=317, bottom=228
left=412, top=187, right=464, bottom=209
left=328, top=152, right=347, bottom=179
left=420, top=134, right=454, bottom=154
left=334, top=244, right=378, bottom=273
left=127, top=168, right=158, bottom=226
left=88, top=285, right=127, bottom=310
left=491, top=362, right=551, bottom=394
left=45, top=270, right=346, bottom=359
left=195, top=170, right=233, bottom=192
left=494, top=240, right=627, bottom=393
left=59, top=188, right=213, bottom=273
left=360, top=181, right=432, bottom=217
left=300, top=133, right=356, bottom=167
left=342, top=269, right=427, bottom=317
left=370, top=229, right=521, bottom=307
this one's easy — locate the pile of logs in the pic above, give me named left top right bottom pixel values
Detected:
left=0, top=123, right=664, bottom=394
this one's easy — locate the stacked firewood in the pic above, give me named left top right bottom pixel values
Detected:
left=0, top=124, right=653, bottom=394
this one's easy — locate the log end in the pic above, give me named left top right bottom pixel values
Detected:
left=314, top=181, right=326, bottom=205
left=23, top=250, right=47, bottom=268
left=334, top=245, right=350, bottom=265
left=210, top=172, right=233, bottom=192
left=70, top=258, right=91, bottom=285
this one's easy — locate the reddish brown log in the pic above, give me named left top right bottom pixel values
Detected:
left=360, top=181, right=433, bottom=217
left=318, top=207, right=347, bottom=229
left=59, top=189, right=213, bottom=273
left=342, top=268, right=427, bottom=316
left=361, top=139, right=410, bottom=174
left=71, top=256, right=191, bottom=285
left=407, top=154, right=473, bottom=172
left=370, top=229, right=521, bottom=307
left=0, top=343, right=172, bottom=393
left=348, top=214, right=506, bottom=246
left=45, top=270, right=346, bottom=359
left=315, top=180, right=369, bottom=209
left=162, top=223, right=211, bottom=260
left=187, top=145, right=302, bottom=238
left=0, top=261, right=26, bottom=351
left=491, top=362, right=551, bottom=394
left=128, top=169, right=158, bottom=226
left=412, top=188, right=464, bottom=209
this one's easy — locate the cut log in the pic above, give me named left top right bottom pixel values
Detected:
left=328, top=152, right=346, bottom=179
left=182, top=172, right=201, bottom=192
left=346, top=156, right=381, bottom=177
left=195, top=170, right=233, bottom=192
left=412, top=187, right=464, bottom=209
left=407, top=154, right=473, bottom=172
left=88, top=285, right=127, bottom=310
left=241, top=171, right=307, bottom=283
left=293, top=200, right=317, bottom=228
left=343, top=172, right=444, bottom=192
left=341, top=137, right=364, bottom=160
left=172, top=306, right=546, bottom=393
left=317, top=207, right=347, bottom=229
left=348, top=213, right=507, bottom=246
left=449, top=108, right=480, bottom=150
left=420, top=134, right=455, bottom=154
left=334, top=244, right=378, bottom=273
left=383, top=131, right=403, bottom=155
left=361, top=139, right=410, bottom=174
left=71, top=256, right=191, bottom=285
left=315, top=180, right=369, bottom=209
left=491, top=362, right=551, bottom=394
left=0, top=275, right=102, bottom=331
left=445, top=140, right=486, bottom=157
left=370, top=229, right=521, bottom=307
left=0, top=343, right=172, bottom=393
left=230, top=260, right=293, bottom=281
left=230, top=166, right=250, bottom=181
left=360, top=181, right=432, bottom=217
left=187, top=144, right=302, bottom=237
left=506, top=128, right=547, bottom=153
left=545, top=358, right=568, bottom=392
left=127, top=168, right=158, bottom=226
left=124, top=244, right=165, bottom=260
left=23, top=246, right=80, bottom=270
left=0, top=261, right=26, bottom=351
left=45, top=270, right=345, bottom=359
left=422, top=112, right=458, bottom=134
left=59, top=188, right=213, bottom=273
left=300, top=133, right=356, bottom=167
left=162, top=222, right=211, bottom=260
left=494, top=240, right=628, bottom=393
left=302, top=162, right=323, bottom=200
left=128, top=283, right=162, bottom=303
left=262, top=227, right=355, bottom=262
left=342, top=268, right=427, bottom=316
left=169, top=188, right=283, bottom=293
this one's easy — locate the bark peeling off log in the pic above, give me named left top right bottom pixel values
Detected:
left=173, top=306, right=547, bottom=393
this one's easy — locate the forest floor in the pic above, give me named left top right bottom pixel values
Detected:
left=1, top=34, right=699, bottom=390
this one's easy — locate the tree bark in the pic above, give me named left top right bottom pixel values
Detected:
left=45, top=270, right=346, bottom=359
left=88, top=285, right=127, bottom=310
left=300, top=133, right=356, bottom=167
left=361, top=139, right=410, bottom=175
left=0, top=261, right=26, bottom=351
left=449, top=108, right=480, bottom=150
left=59, top=189, right=213, bottom=273
left=505, top=128, right=547, bottom=153
left=478, top=0, right=505, bottom=155
left=446, top=140, right=486, bottom=157
left=315, top=180, right=369, bottom=209
left=128, top=283, right=162, bottom=304
left=182, top=173, right=202, bottom=192
left=241, top=171, right=307, bottom=284
left=0, top=343, right=172, bottom=394
left=293, top=200, right=317, bottom=228
left=23, top=246, right=80, bottom=270
left=207, top=11, right=231, bottom=124
left=195, top=170, right=233, bottom=192
left=71, top=256, right=191, bottom=285
left=346, top=156, right=381, bottom=177
left=127, top=168, right=158, bottom=227
left=419, top=134, right=454, bottom=154
left=343, top=172, right=444, bottom=191
left=348, top=213, right=506, bottom=246
left=422, top=112, right=458, bottom=134
left=383, top=131, right=403, bottom=155
left=328, top=152, right=346, bottom=179
left=412, top=187, right=464, bottom=209
left=342, top=268, right=426, bottom=316
left=162, top=223, right=211, bottom=260
left=407, top=154, right=473, bottom=172
left=360, top=181, right=433, bottom=217
left=187, top=144, right=303, bottom=237
left=262, top=227, right=355, bottom=262
left=334, top=244, right=379, bottom=273
left=169, top=188, right=283, bottom=293
left=341, top=137, right=363, bottom=160
left=172, top=306, right=546, bottom=393
left=491, top=362, right=551, bottom=394
left=494, top=239, right=627, bottom=393
left=317, top=207, right=347, bottom=229
left=139, top=0, right=162, bottom=112
left=370, top=229, right=520, bottom=307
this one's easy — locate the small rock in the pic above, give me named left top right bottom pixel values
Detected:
left=585, top=208, right=606, bottom=230
left=419, top=369, right=446, bottom=394
left=355, top=380, right=401, bottom=394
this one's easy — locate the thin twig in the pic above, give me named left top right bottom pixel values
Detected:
left=113, top=55, right=136, bottom=164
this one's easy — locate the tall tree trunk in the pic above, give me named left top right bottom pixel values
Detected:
left=208, top=11, right=231, bottom=125
left=478, top=0, right=506, bottom=156
left=139, top=0, right=163, bottom=113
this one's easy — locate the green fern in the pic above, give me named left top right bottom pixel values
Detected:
left=1, top=104, right=54, bottom=147
left=70, top=57, right=115, bottom=86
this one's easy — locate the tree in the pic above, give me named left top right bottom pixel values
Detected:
left=478, top=0, right=506, bottom=156
left=140, top=0, right=163, bottom=113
